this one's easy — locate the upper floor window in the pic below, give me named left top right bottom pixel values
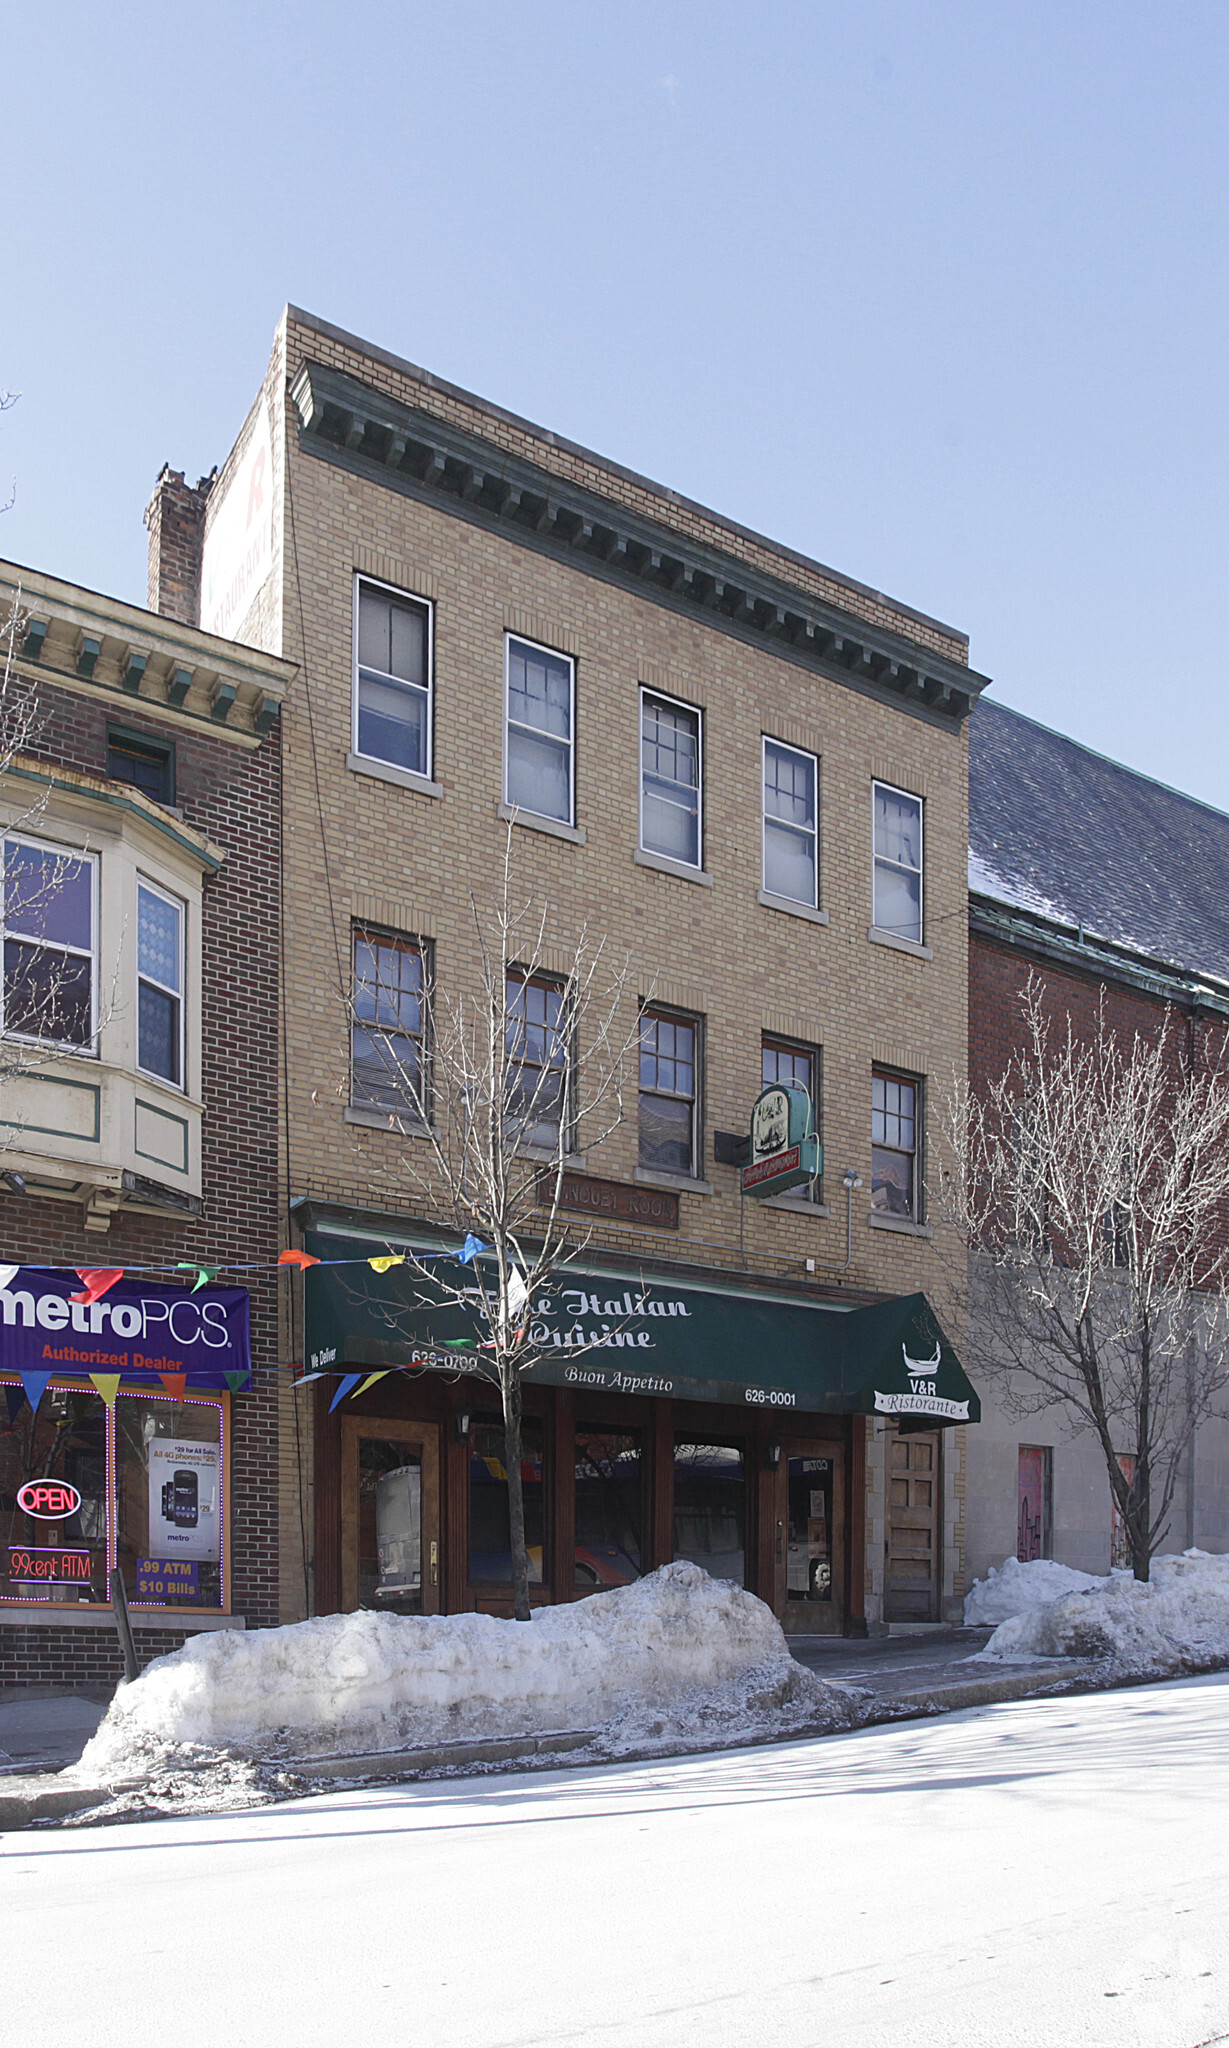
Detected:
left=872, top=782, right=923, bottom=943
left=108, top=730, right=175, bottom=807
left=505, top=972, right=567, bottom=1151
left=137, top=880, right=184, bottom=1087
left=353, top=578, right=433, bottom=778
left=762, top=739, right=818, bottom=906
left=1, top=836, right=97, bottom=1050
left=639, top=1007, right=699, bottom=1176
left=505, top=638, right=575, bottom=825
left=762, top=1035, right=821, bottom=1200
left=872, top=1068, right=919, bottom=1220
left=641, top=693, right=701, bottom=868
left=351, top=926, right=427, bottom=1120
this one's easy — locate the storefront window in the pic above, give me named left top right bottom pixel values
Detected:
left=673, top=1438, right=745, bottom=1585
left=787, top=1455, right=833, bottom=1602
left=115, top=1396, right=224, bottom=1608
left=0, top=1377, right=227, bottom=1609
left=469, top=1417, right=546, bottom=1584
left=574, top=1429, right=644, bottom=1589
left=1, top=1387, right=107, bottom=1603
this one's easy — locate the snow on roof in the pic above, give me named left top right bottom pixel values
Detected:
left=969, top=700, right=1229, bottom=984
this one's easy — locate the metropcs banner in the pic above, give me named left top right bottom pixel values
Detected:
left=0, top=1270, right=250, bottom=1386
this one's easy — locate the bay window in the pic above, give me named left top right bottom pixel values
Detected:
left=2, top=836, right=97, bottom=1049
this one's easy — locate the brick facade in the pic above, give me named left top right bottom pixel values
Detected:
left=188, top=306, right=984, bottom=1627
left=0, top=575, right=292, bottom=1685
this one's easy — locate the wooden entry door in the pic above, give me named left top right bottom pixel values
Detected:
left=776, top=1439, right=845, bottom=1634
left=341, top=1417, right=442, bottom=1614
left=886, top=1427, right=941, bottom=1622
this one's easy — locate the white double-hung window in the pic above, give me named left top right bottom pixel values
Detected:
left=640, top=692, right=701, bottom=868
left=872, top=782, right=924, bottom=944
left=1, top=836, right=98, bottom=1050
left=504, top=637, right=575, bottom=824
left=353, top=577, right=433, bottom=779
left=762, top=739, right=818, bottom=906
left=137, top=880, right=185, bottom=1087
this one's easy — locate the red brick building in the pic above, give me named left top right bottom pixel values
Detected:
left=965, top=699, right=1229, bottom=1580
left=0, top=552, right=292, bottom=1687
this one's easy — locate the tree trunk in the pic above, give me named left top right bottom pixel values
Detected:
left=500, top=1361, right=532, bottom=1621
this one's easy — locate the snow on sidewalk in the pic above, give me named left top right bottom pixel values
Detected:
left=963, top=1554, right=1106, bottom=1625
left=972, top=1549, right=1229, bottom=1676
left=78, top=1563, right=856, bottom=1784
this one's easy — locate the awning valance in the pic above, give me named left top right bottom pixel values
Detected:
left=301, top=1233, right=979, bottom=1427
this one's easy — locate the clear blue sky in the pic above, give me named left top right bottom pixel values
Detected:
left=2, top=2, right=1226, bottom=807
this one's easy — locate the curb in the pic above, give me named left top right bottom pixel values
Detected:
left=264, top=1728, right=600, bottom=1781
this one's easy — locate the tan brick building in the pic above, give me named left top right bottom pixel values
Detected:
left=164, top=305, right=990, bottom=1632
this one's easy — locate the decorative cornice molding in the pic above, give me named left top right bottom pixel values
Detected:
left=290, top=363, right=990, bottom=732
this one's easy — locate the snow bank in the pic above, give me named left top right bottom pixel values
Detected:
left=80, top=1563, right=843, bottom=1778
left=978, top=1550, right=1229, bottom=1674
left=964, top=1555, right=1106, bottom=1626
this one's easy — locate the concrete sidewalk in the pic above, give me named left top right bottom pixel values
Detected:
left=0, top=1691, right=109, bottom=1775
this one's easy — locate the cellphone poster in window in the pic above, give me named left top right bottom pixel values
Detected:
left=147, top=1439, right=220, bottom=1562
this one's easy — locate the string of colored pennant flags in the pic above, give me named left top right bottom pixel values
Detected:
left=0, top=1234, right=501, bottom=1421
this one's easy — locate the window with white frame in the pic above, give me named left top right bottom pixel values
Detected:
left=1, top=836, right=97, bottom=1050
left=351, top=927, right=428, bottom=1119
left=872, top=782, right=924, bottom=943
left=639, top=1008, right=699, bottom=1176
left=872, top=1069, right=920, bottom=1220
left=505, top=971, right=568, bottom=1150
left=137, top=880, right=184, bottom=1086
left=641, top=693, right=701, bottom=867
left=505, top=637, right=574, bottom=824
left=762, top=739, right=818, bottom=906
left=353, top=578, right=433, bottom=777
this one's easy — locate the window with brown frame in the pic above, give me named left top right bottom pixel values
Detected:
left=639, top=1006, right=700, bottom=1177
left=505, top=971, right=568, bottom=1151
left=872, top=1068, right=921, bottom=1220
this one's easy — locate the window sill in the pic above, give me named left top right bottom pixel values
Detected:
left=344, top=1105, right=432, bottom=1139
left=758, top=1194, right=830, bottom=1216
left=0, top=1605, right=244, bottom=1631
left=634, top=849, right=714, bottom=887
left=634, top=1168, right=715, bottom=1195
left=757, top=889, right=829, bottom=926
left=497, top=802, right=586, bottom=846
left=867, top=926, right=933, bottom=960
left=868, top=1210, right=933, bottom=1238
left=347, top=753, right=444, bottom=799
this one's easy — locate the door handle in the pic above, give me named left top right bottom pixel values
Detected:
left=429, top=1539, right=439, bottom=1587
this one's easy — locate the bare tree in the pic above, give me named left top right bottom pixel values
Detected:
left=937, top=975, right=1229, bottom=1580
left=343, top=827, right=643, bottom=1618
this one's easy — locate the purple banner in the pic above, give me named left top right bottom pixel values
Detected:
left=0, top=1270, right=250, bottom=1387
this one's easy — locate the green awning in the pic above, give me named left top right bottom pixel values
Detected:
left=301, top=1232, right=979, bottom=1427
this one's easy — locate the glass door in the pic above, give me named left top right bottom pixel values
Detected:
left=777, top=1439, right=844, bottom=1634
left=341, top=1418, right=441, bottom=1614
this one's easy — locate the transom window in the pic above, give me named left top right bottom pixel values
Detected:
left=762, top=739, right=818, bottom=906
left=108, top=731, right=174, bottom=807
left=351, top=927, right=427, bottom=1119
left=353, top=579, right=433, bottom=778
left=1, top=836, right=97, bottom=1050
left=136, top=880, right=184, bottom=1086
left=639, top=1008, right=699, bottom=1176
left=506, top=972, right=567, bottom=1151
left=641, top=693, right=701, bottom=867
left=872, top=1069, right=919, bottom=1220
left=505, top=638, right=575, bottom=825
left=872, top=782, right=923, bottom=943
left=762, top=1036, right=820, bottom=1200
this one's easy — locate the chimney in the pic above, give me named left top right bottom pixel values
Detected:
left=144, top=467, right=215, bottom=625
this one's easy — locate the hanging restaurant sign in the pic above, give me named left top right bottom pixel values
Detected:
left=741, top=1082, right=822, bottom=1199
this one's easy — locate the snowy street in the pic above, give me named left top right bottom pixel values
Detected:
left=6, top=1676, right=1229, bottom=2048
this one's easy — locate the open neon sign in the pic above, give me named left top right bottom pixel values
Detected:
left=16, top=1480, right=82, bottom=1519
